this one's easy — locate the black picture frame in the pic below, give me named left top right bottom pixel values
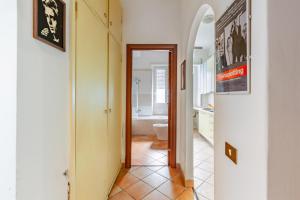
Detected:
left=215, top=0, right=251, bottom=94
left=33, top=0, right=66, bottom=51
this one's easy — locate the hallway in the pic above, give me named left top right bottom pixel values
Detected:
left=108, top=132, right=215, bottom=200
left=108, top=166, right=196, bottom=200
left=2, top=0, right=300, bottom=200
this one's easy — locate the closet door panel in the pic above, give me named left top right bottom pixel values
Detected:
left=107, top=35, right=122, bottom=186
left=109, top=0, right=122, bottom=43
left=85, top=0, right=108, bottom=25
left=75, top=1, right=109, bottom=200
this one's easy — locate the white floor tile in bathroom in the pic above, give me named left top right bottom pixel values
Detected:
left=193, top=132, right=214, bottom=200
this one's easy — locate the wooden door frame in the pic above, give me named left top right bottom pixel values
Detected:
left=125, top=44, right=177, bottom=168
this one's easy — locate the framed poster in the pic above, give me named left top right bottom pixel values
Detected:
left=215, top=0, right=251, bottom=94
left=181, top=60, right=186, bottom=90
left=33, top=0, right=66, bottom=51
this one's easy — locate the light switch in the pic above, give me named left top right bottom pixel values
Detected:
left=225, top=142, right=237, bottom=164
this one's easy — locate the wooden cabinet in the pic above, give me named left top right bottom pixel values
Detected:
left=80, top=0, right=122, bottom=40
left=109, top=0, right=122, bottom=43
left=86, top=0, right=109, bottom=25
left=74, top=1, right=122, bottom=199
left=75, top=1, right=109, bottom=199
left=198, top=109, right=214, bottom=145
left=107, top=34, right=122, bottom=188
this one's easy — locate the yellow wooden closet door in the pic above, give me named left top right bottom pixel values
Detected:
left=107, top=34, right=122, bottom=187
left=86, top=0, right=108, bottom=25
left=109, top=0, right=122, bottom=43
left=75, top=1, right=109, bottom=200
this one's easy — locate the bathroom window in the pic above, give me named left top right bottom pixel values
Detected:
left=193, top=56, right=215, bottom=108
left=155, top=69, right=167, bottom=103
left=153, top=65, right=169, bottom=115
left=193, top=64, right=206, bottom=108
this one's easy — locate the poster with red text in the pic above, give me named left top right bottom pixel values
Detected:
left=215, top=0, right=251, bottom=94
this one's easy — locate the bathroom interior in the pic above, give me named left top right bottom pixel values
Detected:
left=131, top=50, right=169, bottom=166
left=192, top=8, right=215, bottom=199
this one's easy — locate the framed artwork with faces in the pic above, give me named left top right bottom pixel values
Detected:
left=33, top=0, right=66, bottom=51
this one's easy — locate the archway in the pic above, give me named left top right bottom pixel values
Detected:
left=185, top=4, right=216, bottom=199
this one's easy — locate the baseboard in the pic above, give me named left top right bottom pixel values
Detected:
left=185, top=179, right=194, bottom=188
left=177, top=164, right=194, bottom=188
left=107, top=163, right=123, bottom=197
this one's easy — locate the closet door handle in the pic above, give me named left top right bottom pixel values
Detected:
left=104, top=109, right=108, bottom=113
left=63, top=169, right=69, bottom=178
left=109, top=108, right=112, bottom=113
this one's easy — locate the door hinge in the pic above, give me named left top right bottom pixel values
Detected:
left=68, top=182, right=71, bottom=200
left=75, top=1, right=78, bottom=19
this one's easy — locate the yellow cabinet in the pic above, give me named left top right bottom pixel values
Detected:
left=75, top=1, right=109, bottom=200
left=107, top=35, right=122, bottom=187
left=74, top=1, right=123, bottom=200
left=198, top=110, right=214, bottom=145
left=109, top=0, right=122, bottom=43
left=85, top=0, right=108, bottom=25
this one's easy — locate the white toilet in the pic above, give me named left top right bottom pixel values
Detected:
left=153, top=124, right=168, bottom=141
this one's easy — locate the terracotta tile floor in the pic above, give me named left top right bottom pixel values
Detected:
left=193, top=132, right=214, bottom=200
left=109, top=166, right=197, bottom=200
left=132, top=135, right=168, bottom=166
left=110, top=133, right=214, bottom=199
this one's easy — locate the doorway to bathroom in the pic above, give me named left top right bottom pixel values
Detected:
left=125, top=44, right=177, bottom=168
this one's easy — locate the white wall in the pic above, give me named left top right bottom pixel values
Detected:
left=180, top=0, right=268, bottom=200
left=122, top=0, right=181, bottom=161
left=16, top=1, right=70, bottom=200
left=268, top=0, right=300, bottom=199
left=123, top=0, right=181, bottom=44
left=133, top=51, right=169, bottom=69
left=0, top=1, right=17, bottom=200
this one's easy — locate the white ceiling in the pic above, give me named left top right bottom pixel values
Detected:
left=194, top=8, right=215, bottom=51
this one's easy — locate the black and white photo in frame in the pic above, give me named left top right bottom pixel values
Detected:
left=33, top=0, right=66, bottom=51
left=215, top=0, right=251, bottom=94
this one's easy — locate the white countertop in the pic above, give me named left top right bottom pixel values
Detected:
left=193, top=107, right=214, bottom=115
